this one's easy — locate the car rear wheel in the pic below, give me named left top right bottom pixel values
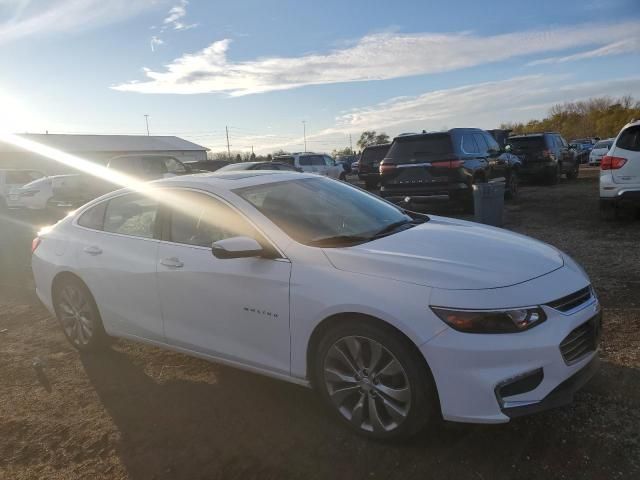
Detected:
left=566, top=162, right=579, bottom=180
left=313, top=320, right=439, bottom=440
left=546, top=164, right=560, bottom=185
left=364, top=179, right=378, bottom=190
left=53, top=277, right=108, bottom=351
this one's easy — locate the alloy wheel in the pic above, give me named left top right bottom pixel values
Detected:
left=57, top=285, right=94, bottom=346
left=323, top=336, right=411, bottom=433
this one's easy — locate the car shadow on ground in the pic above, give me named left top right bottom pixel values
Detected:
left=80, top=344, right=640, bottom=480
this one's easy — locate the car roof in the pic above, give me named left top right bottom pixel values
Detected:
left=363, top=143, right=391, bottom=150
left=155, top=170, right=314, bottom=188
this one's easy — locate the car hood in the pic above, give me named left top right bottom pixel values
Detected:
left=322, top=216, right=564, bottom=290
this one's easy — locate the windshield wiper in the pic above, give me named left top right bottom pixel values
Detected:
left=371, top=219, right=412, bottom=239
left=309, top=235, right=370, bottom=247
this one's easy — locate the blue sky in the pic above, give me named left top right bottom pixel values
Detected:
left=1, top=0, right=639, bottom=153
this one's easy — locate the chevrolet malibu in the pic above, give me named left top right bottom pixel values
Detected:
left=32, top=171, right=601, bottom=440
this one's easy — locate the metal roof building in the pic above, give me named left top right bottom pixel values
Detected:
left=0, top=134, right=208, bottom=174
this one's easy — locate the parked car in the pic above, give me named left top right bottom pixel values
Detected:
left=335, top=154, right=357, bottom=175
left=379, top=129, right=521, bottom=211
left=106, top=154, right=192, bottom=180
left=215, top=161, right=301, bottom=172
left=358, top=143, right=390, bottom=190
left=568, top=143, right=590, bottom=164
left=508, top=133, right=578, bottom=183
left=32, top=172, right=600, bottom=440
left=589, top=139, right=614, bottom=166
left=273, top=153, right=345, bottom=180
left=12, top=174, right=110, bottom=213
left=0, top=169, right=45, bottom=209
left=184, top=160, right=230, bottom=172
left=600, top=120, right=640, bottom=219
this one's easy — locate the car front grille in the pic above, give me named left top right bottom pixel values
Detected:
left=559, top=314, right=601, bottom=364
left=547, top=286, right=592, bottom=312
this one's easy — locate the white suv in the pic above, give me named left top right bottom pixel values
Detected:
left=600, top=121, right=640, bottom=218
left=0, top=169, right=45, bottom=209
left=273, top=153, right=345, bottom=180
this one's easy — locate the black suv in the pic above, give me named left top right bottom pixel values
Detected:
left=507, top=133, right=578, bottom=184
left=358, top=143, right=390, bottom=189
left=379, top=128, right=521, bottom=210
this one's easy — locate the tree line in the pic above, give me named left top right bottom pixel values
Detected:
left=501, top=96, right=640, bottom=140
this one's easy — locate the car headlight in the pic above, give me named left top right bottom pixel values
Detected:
left=430, top=306, right=547, bottom=334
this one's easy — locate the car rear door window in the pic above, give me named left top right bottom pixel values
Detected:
left=78, top=201, right=107, bottom=230
left=617, top=126, right=640, bottom=151
left=461, top=134, right=480, bottom=154
left=103, top=194, right=158, bottom=239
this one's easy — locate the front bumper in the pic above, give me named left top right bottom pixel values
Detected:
left=421, top=293, right=601, bottom=424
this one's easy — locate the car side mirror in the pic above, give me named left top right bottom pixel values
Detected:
left=211, top=236, right=264, bottom=259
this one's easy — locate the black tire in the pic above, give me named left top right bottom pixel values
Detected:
left=312, top=319, right=440, bottom=441
left=52, top=276, right=109, bottom=352
left=505, top=169, right=519, bottom=200
left=545, top=164, right=560, bottom=185
left=364, top=179, right=378, bottom=190
left=566, top=162, right=579, bottom=180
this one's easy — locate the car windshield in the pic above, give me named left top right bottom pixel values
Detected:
left=235, top=177, right=416, bottom=246
left=594, top=141, right=612, bottom=149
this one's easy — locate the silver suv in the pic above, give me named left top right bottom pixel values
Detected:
left=600, top=120, right=640, bottom=218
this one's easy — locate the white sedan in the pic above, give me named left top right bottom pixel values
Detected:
left=32, top=171, right=601, bottom=440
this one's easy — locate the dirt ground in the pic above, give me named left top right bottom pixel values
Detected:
left=1, top=170, right=639, bottom=480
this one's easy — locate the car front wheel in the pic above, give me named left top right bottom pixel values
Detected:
left=313, top=320, right=438, bottom=440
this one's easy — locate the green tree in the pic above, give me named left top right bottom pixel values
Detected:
left=357, top=130, right=390, bottom=149
left=500, top=96, right=640, bottom=140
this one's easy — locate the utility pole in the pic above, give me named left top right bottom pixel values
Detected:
left=251, top=145, right=254, bottom=155
left=349, top=133, right=353, bottom=152
left=225, top=126, right=231, bottom=161
left=144, top=115, right=150, bottom=136
left=302, top=120, right=307, bottom=152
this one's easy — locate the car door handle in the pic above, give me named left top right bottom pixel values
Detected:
left=160, top=257, right=184, bottom=268
left=83, top=246, right=102, bottom=256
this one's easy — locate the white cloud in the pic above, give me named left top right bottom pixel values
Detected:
left=528, top=38, right=640, bottom=65
left=249, top=75, right=640, bottom=153
left=113, top=20, right=640, bottom=96
left=0, top=0, right=156, bottom=45
left=150, top=35, right=164, bottom=52
left=161, top=0, right=197, bottom=31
